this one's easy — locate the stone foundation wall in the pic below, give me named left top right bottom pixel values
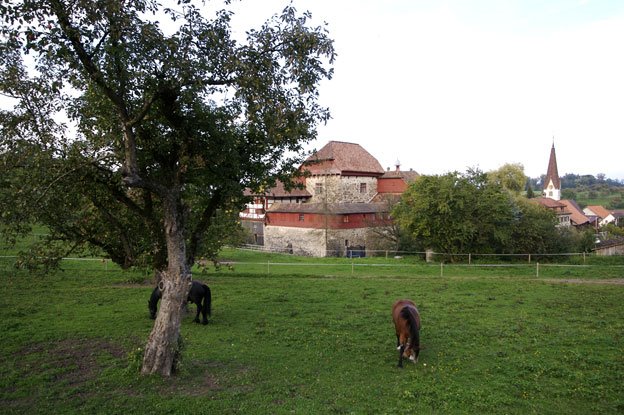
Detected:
left=265, top=225, right=393, bottom=257
left=264, top=226, right=327, bottom=256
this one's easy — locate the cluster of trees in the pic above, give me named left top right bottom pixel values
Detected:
left=392, top=167, right=596, bottom=258
left=527, top=173, right=624, bottom=194
left=1, top=0, right=334, bottom=376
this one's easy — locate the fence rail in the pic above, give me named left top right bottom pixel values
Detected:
left=237, top=244, right=608, bottom=263
left=1, top=249, right=623, bottom=279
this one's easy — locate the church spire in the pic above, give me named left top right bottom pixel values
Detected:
left=543, top=140, right=561, bottom=200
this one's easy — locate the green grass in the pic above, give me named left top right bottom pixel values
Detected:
left=1, top=247, right=624, bottom=414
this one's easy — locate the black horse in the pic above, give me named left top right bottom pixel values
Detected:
left=148, top=280, right=212, bottom=325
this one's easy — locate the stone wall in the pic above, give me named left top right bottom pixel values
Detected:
left=264, top=225, right=327, bottom=256
left=306, top=175, right=378, bottom=204
left=265, top=224, right=393, bottom=257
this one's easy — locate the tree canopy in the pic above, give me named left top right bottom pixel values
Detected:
left=392, top=169, right=567, bottom=259
left=487, top=163, right=527, bottom=194
left=1, top=0, right=334, bottom=267
left=0, top=0, right=334, bottom=376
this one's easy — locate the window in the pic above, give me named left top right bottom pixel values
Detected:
left=299, top=213, right=305, bottom=222
left=343, top=215, right=349, bottom=223
left=359, top=183, right=367, bottom=193
left=315, top=182, right=323, bottom=195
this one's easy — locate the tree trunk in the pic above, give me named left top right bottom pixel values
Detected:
left=141, top=194, right=191, bottom=376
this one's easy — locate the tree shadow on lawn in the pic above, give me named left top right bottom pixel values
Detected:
left=2, top=337, right=235, bottom=412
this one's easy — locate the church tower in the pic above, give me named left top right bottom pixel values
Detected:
left=543, top=141, right=561, bottom=200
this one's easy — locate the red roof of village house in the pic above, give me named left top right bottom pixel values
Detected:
left=532, top=197, right=567, bottom=210
left=559, top=199, right=590, bottom=226
left=585, top=205, right=612, bottom=219
left=303, top=141, right=385, bottom=176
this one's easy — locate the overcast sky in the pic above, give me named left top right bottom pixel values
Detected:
left=225, top=0, right=624, bottom=180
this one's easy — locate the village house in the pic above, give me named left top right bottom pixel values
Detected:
left=535, top=142, right=623, bottom=259
left=240, top=141, right=418, bottom=257
left=531, top=197, right=572, bottom=227
left=583, top=205, right=617, bottom=227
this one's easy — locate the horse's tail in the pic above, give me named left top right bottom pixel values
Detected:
left=401, top=306, right=420, bottom=356
left=202, top=284, right=212, bottom=317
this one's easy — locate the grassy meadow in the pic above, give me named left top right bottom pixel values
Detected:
left=1, top=246, right=623, bottom=414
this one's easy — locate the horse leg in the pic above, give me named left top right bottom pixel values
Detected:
left=398, top=344, right=405, bottom=368
left=201, top=300, right=208, bottom=325
left=193, top=302, right=201, bottom=323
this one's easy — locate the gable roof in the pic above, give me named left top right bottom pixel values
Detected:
left=559, top=199, right=590, bottom=226
left=544, top=143, right=561, bottom=189
left=532, top=197, right=568, bottom=210
left=585, top=205, right=612, bottom=219
left=303, top=141, right=385, bottom=176
left=380, top=168, right=420, bottom=182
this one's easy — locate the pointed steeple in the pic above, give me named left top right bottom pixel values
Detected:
left=543, top=139, right=561, bottom=200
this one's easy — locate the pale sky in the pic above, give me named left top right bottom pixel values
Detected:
left=3, top=1, right=622, bottom=180
left=225, top=0, right=624, bottom=180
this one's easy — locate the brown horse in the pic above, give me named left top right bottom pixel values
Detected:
left=392, top=299, right=421, bottom=367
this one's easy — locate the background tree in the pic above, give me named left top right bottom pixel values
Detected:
left=525, top=179, right=535, bottom=199
left=0, top=0, right=334, bottom=376
left=507, top=198, right=559, bottom=254
left=487, top=163, right=527, bottom=194
left=392, top=169, right=515, bottom=260
left=393, top=169, right=565, bottom=259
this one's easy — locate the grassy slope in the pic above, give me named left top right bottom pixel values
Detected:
left=1, top=248, right=623, bottom=414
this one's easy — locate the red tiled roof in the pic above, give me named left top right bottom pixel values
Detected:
left=585, top=205, right=612, bottom=219
left=303, top=141, right=385, bottom=176
left=380, top=169, right=420, bottom=181
left=532, top=197, right=567, bottom=210
left=559, top=199, right=590, bottom=226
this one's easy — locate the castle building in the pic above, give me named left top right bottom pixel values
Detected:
left=241, top=141, right=419, bottom=256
